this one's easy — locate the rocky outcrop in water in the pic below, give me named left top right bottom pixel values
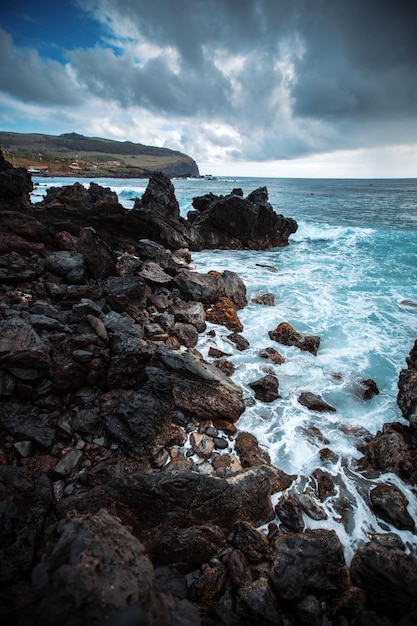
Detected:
left=190, top=185, right=298, bottom=249
left=1, top=160, right=417, bottom=625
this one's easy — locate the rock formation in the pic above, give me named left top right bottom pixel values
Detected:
left=1, top=159, right=417, bottom=625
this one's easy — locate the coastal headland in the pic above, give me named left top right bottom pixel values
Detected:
left=0, top=131, right=200, bottom=178
left=1, top=154, right=417, bottom=625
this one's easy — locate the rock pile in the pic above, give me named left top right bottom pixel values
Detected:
left=1, top=156, right=417, bottom=625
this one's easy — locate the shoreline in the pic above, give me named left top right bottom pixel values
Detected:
left=1, top=158, right=417, bottom=625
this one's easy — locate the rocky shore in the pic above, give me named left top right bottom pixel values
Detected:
left=1, top=154, right=417, bottom=625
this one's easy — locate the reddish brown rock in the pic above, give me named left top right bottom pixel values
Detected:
left=251, top=293, right=275, bottom=306
left=248, top=374, right=281, bottom=403
left=205, top=297, right=243, bottom=332
left=235, top=431, right=271, bottom=468
left=259, top=347, right=285, bottom=364
left=269, top=322, right=320, bottom=356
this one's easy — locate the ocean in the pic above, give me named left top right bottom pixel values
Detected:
left=32, top=175, right=417, bottom=562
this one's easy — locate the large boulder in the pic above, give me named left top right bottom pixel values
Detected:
left=350, top=540, right=417, bottom=621
left=30, top=510, right=154, bottom=626
left=269, top=529, right=350, bottom=600
left=154, top=346, right=245, bottom=423
left=175, top=269, right=247, bottom=309
left=192, top=186, right=298, bottom=250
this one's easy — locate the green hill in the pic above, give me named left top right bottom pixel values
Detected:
left=0, top=131, right=200, bottom=178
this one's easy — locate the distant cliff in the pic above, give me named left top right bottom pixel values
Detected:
left=0, top=131, right=200, bottom=178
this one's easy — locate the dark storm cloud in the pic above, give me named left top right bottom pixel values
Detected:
left=2, top=0, right=416, bottom=161
left=0, top=28, right=81, bottom=106
left=71, top=0, right=417, bottom=158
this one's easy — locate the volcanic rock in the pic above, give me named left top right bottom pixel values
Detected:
left=269, top=322, right=320, bottom=355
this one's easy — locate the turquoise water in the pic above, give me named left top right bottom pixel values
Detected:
left=33, top=175, right=417, bottom=560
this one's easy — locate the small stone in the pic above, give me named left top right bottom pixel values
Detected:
left=296, top=492, right=328, bottom=521
left=194, top=460, right=215, bottom=475
left=13, top=440, right=34, bottom=458
left=213, top=437, right=229, bottom=450
left=53, top=449, right=83, bottom=478
left=53, top=480, right=65, bottom=501
left=190, top=432, right=215, bottom=459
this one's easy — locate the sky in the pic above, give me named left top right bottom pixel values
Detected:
left=0, top=0, right=416, bottom=178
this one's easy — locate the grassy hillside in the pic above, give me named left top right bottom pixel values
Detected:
left=0, top=131, right=199, bottom=178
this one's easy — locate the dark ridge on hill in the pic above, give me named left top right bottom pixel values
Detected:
left=0, top=131, right=200, bottom=178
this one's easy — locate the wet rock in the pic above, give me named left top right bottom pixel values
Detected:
left=227, top=332, right=250, bottom=351
left=358, top=378, right=380, bottom=400
left=296, top=491, right=328, bottom=521
left=275, top=495, right=305, bottom=532
left=359, top=422, right=417, bottom=483
left=190, top=432, right=215, bottom=458
left=208, top=346, right=231, bottom=358
left=212, top=453, right=243, bottom=477
left=206, top=296, right=243, bottom=332
left=269, top=322, right=320, bottom=356
left=259, top=346, right=285, bottom=364
left=235, top=431, right=271, bottom=468
left=319, top=447, right=339, bottom=464
left=170, top=322, right=198, bottom=347
left=311, top=468, right=336, bottom=501
left=226, top=549, right=252, bottom=590
left=350, top=541, right=417, bottom=620
left=170, top=299, right=206, bottom=332
left=398, top=339, right=417, bottom=431
left=129, top=174, right=198, bottom=250
left=251, top=292, right=275, bottom=306
left=298, top=391, right=336, bottom=412
left=214, top=358, right=235, bottom=377
left=31, top=510, right=154, bottom=626
left=249, top=374, right=281, bottom=402
left=368, top=532, right=406, bottom=551
left=370, top=483, right=415, bottom=531
left=270, top=529, right=349, bottom=600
